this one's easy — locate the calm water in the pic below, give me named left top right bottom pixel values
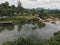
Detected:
left=0, top=21, right=60, bottom=45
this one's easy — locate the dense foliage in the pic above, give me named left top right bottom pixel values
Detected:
left=37, top=22, right=46, bottom=29
left=0, top=1, right=24, bottom=16
left=0, top=1, right=60, bottom=19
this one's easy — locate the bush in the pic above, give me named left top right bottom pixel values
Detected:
left=37, top=22, right=46, bottom=29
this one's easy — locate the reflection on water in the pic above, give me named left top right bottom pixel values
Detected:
left=0, top=24, right=14, bottom=32
left=0, top=21, right=60, bottom=45
left=18, top=23, right=25, bottom=32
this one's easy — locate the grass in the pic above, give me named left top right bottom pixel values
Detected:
left=0, top=16, right=37, bottom=24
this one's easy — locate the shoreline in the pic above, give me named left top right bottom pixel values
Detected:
left=0, top=16, right=60, bottom=23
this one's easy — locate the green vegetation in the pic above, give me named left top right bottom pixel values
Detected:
left=0, top=1, right=24, bottom=16
left=0, top=1, right=60, bottom=21
left=3, top=41, right=14, bottom=45
left=37, top=22, right=46, bottom=29
left=3, top=31, right=60, bottom=45
left=0, top=17, right=38, bottom=24
left=45, top=31, right=60, bottom=45
left=0, top=1, right=60, bottom=45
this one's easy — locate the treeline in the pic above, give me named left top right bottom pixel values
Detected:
left=29, top=8, right=60, bottom=19
left=3, top=31, right=60, bottom=45
left=0, top=1, right=24, bottom=16
left=0, top=1, right=60, bottom=19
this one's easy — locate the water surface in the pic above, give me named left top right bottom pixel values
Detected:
left=0, top=21, right=60, bottom=45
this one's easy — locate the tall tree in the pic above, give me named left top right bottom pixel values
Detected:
left=17, top=0, right=24, bottom=13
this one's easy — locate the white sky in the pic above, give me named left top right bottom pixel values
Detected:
left=0, top=0, right=60, bottom=9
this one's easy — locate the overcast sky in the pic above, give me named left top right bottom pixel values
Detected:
left=0, top=0, right=60, bottom=9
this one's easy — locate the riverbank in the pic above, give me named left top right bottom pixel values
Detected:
left=0, top=16, right=60, bottom=24
left=0, top=20, right=60, bottom=45
left=34, top=17, right=60, bottom=22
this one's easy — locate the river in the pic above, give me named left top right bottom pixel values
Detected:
left=0, top=21, right=60, bottom=45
